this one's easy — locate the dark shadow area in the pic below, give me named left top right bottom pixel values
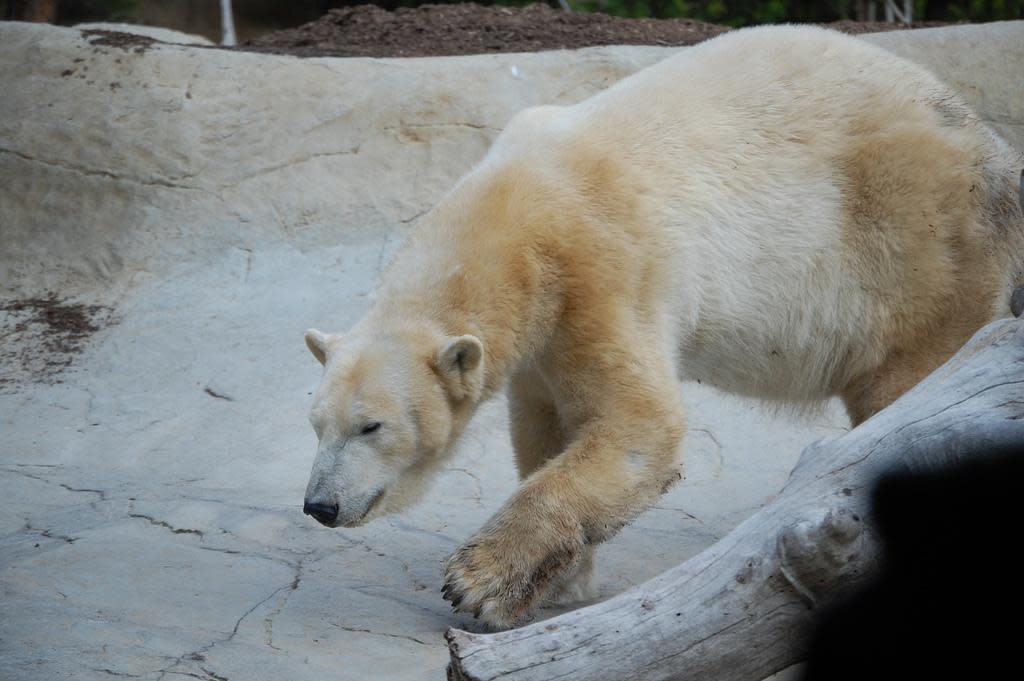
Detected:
left=803, top=445, right=1024, bottom=681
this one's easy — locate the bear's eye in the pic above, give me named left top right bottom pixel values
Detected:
left=360, top=422, right=381, bottom=435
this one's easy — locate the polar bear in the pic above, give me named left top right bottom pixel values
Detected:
left=302, top=25, right=1024, bottom=628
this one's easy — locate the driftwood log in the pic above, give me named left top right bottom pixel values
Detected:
left=446, top=315, right=1024, bottom=681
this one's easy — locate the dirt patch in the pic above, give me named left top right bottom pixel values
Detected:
left=243, top=3, right=953, bottom=59
left=81, top=28, right=157, bottom=53
left=245, top=3, right=728, bottom=58
left=823, top=19, right=949, bottom=34
left=0, top=294, right=114, bottom=390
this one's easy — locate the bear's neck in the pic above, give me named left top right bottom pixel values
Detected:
left=372, top=164, right=568, bottom=397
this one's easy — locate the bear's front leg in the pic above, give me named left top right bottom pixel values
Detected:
left=443, top=401, right=686, bottom=628
left=442, top=479, right=588, bottom=627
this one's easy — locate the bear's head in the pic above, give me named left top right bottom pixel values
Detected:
left=301, top=325, right=484, bottom=527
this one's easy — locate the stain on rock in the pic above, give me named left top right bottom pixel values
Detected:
left=0, top=293, right=114, bottom=390
left=82, top=29, right=157, bottom=54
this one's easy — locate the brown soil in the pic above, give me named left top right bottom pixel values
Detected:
left=81, top=28, right=157, bottom=53
left=0, top=294, right=113, bottom=390
left=243, top=3, right=953, bottom=59
left=823, top=19, right=950, bottom=34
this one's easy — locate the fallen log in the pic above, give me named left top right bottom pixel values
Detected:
left=446, top=315, right=1024, bottom=681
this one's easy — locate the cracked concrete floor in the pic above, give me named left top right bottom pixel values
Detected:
left=0, top=233, right=849, bottom=681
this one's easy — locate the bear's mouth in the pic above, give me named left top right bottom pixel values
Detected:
left=342, top=488, right=386, bottom=528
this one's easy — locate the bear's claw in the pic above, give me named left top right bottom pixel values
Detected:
left=442, top=529, right=584, bottom=629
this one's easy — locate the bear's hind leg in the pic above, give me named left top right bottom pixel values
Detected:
left=841, top=308, right=997, bottom=425
left=508, top=371, right=595, bottom=606
left=509, top=370, right=568, bottom=479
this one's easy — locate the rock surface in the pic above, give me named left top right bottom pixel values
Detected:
left=0, top=21, right=1021, bottom=681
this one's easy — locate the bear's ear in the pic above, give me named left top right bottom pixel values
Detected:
left=305, top=328, right=332, bottom=365
left=435, top=334, right=485, bottom=402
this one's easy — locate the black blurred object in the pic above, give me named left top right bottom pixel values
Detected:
left=802, top=445, right=1024, bottom=680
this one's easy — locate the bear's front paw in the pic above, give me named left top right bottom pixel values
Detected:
left=442, top=526, right=584, bottom=629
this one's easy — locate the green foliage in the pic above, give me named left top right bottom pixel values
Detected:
left=361, top=0, right=1024, bottom=23
left=97, top=0, right=137, bottom=21
left=547, top=0, right=1022, bottom=22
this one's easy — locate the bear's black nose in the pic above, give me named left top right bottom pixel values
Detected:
left=303, top=500, right=339, bottom=526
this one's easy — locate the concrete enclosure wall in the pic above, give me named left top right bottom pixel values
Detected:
left=1, top=22, right=1022, bottom=296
